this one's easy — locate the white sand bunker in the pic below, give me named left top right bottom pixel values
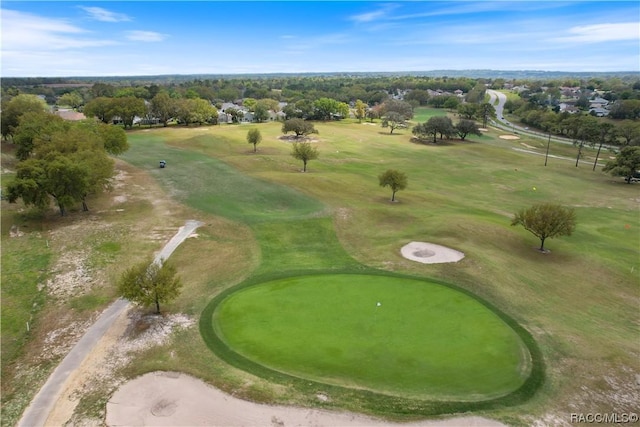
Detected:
left=499, top=135, right=520, bottom=140
left=401, top=242, right=465, bottom=264
left=106, top=371, right=505, bottom=426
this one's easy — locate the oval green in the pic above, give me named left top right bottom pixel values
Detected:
left=214, top=274, right=530, bottom=400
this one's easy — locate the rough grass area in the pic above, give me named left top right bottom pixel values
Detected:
left=214, top=273, right=530, bottom=400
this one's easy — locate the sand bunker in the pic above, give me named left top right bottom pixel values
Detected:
left=106, top=371, right=505, bottom=427
left=499, top=135, right=520, bottom=140
left=401, top=242, right=465, bottom=264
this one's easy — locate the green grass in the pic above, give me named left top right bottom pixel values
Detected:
left=214, top=273, right=529, bottom=400
left=412, top=107, right=448, bottom=123
left=122, top=124, right=637, bottom=416
left=4, top=120, right=628, bottom=422
left=122, top=133, right=325, bottom=224
left=0, top=230, right=51, bottom=368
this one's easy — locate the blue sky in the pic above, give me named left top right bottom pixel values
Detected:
left=2, top=1, right=639, bottom=77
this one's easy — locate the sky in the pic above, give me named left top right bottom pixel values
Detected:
left=1, top=1, right=639, bottom=77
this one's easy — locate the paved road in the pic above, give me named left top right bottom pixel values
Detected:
left=17, top=220, right=203, bottom=427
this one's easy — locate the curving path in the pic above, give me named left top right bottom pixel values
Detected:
left=17, top=220, right=203, bottom=427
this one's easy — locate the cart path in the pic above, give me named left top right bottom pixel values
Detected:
left=17, top=220, right=203, bottom=427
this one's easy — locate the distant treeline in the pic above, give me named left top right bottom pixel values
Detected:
left=2, top=69, right=638, bottom=88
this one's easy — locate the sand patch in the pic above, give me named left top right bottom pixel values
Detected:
left=499, top=135, right=520, bottom=140
left=401, top=242, right=465, bottom=264
left=106, top=372, right=506, bottom=427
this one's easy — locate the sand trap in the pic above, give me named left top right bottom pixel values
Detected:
left=499, top=135, right=519, bottom=140
left=401, top=242, right=465, bottom=264
left=106, top=371, right=505, bottom=427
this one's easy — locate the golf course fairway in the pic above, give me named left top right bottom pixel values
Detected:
left=213, top=273, right=531, bottom=400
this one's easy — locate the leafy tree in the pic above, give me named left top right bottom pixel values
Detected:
left=378, top=169, right=408, bottom=202
left=511, top=203, right=576, bottom=251
left=282, top=118, right=318, bottom=137
left=413, top=116, right=455, bottom=143
left=294, top=99, right=315, bottom=119
left=58, top=92, right=83, bottom=109
left=5, top=159, right=50, bottom=211
left=455, top=119, right=482, bottom=141
left=591, top=123, right=616, bottom=171
left=354, top=99, right=367, bottom=123
left=12, top=111, right=66, bottom=160
left=616, top=120, right=640, bottom=146
left=117, top=258, right=182, bottom=314
left=367, top=105, right=382, bottom=122
left=84, top=97, right=115, bottom=124
left=253, top=104, right=270, bottom=122
left=88, top=122, right=129, bottom=155
left=569, top=115, right=599, bottom=167
left=256, top=98, right=280, bottom=113
left=109, top=97, right=146, bottom=128
left=404, top=89, right=430, bottom=105
left=313, top=97, right=349, bottom=120
left=243, top=98, right=257, bottom=111
left=282, top=103, right=302, bottom=119
left=457, top=103, right=478, bottom=119
left=150, top=92, right=177, bottom=127
left=609, top=99, right=640, bottom=119
left=223, top=107, right=243, bottom=124
left=478, top=102, right=496, bottom=128
left=603, top=146, right=640, bottom=183
left=381, top=111, right=407, bottom=134
left=189, top=99, right=218, bottom=125
left=90, top=82, right=115, bottom=98
left=7, top=156, right=89, bottom=216
left=380, top=99, right=414, bottom=121
left=443, top=96, right=460, bottom=110
left=7, top=116, right=122, bottom=215
left=247, top=128, right=262, bottom=152
left=1, top=94, right=49, bottom=140
left=291, top=142, right=319, bottom=172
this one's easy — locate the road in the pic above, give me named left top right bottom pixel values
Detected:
left=17, top=219, right=203, bottom=427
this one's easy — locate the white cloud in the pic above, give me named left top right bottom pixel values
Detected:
left=1, top=9, right=117, bottom=50
left=553, top=22, right=640, bottom=43
left=79, top=6, right=131, bottom=22
left=349, top=3, right=399, bottom=23
left=125, top=31, right=168, bottom=42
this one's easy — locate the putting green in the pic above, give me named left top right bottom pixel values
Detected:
left=214, top=274, right=530, bottom=400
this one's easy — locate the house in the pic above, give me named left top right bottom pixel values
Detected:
left=558, top=102, right=580, bottom=114
left=589, top=97, right=609, bottom=109
left=589, top=107, right=609, bottom=117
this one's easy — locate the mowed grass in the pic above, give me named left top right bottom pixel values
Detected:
left=120, top=133, right=325, bottom=224
left=122, top=121, right=638, bottom=419
left=215, top=274, right=528, bottom=400
left=411, top=107, right=448, bottom=123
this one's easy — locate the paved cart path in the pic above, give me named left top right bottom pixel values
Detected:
left=17, top=220, right=203, bottom=427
